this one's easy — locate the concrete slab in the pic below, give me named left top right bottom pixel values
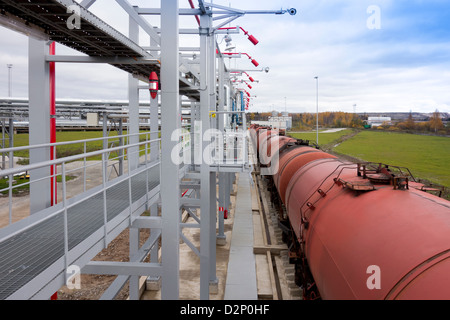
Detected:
left=224, top=173, right=257, bottom=300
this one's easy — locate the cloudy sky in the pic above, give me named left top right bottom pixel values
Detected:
left=0, top=0, right=449, bottom=114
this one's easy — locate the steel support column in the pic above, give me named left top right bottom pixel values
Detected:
left=128, top=15, right=140, bottom=172
left=149, top=25, right=160, bottom=273
left=128, top=13, right=141, bottom=300
left=199, top=11, right=217, bottom=300
left=160, top=0, right=181, bottom=299
left=217, top=55, right=226, bottom=245
left=208, top=19, right=218, bottom=292
left=28, top=37, right=51, bottom=214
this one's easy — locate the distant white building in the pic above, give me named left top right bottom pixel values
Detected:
left=367, top=116, right=391, bottom=127
left=251, top=111, right=292, bottom=130
left=251, top=117, right=292, bottom=130
left=269, top=116, right=292, bottom=130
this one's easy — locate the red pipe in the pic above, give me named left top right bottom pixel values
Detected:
left=244, top=72, right=255, bottom=82
left=238, top=27, right=259, bottom=45
left=218, top=27, right=259, bottom=45
left=223, top=52, right=259, bottom=67
left=188, top=0, right=200, bottom=26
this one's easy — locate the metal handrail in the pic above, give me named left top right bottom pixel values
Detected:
left=0, top=133, right=161, bottom=228
left=0, top=130, right=159, bottom=154
left=0, top=136, right=161, bottom=177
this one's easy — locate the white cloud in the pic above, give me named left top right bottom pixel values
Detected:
left=0, top=0, right=449, bottom=114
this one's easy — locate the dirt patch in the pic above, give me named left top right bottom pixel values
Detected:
left=57, top=228, right=150, bottom=300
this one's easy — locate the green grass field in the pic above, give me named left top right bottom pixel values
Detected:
left=288, top=129, right=353, bottom=146
left=9, top=130, right=156, bottom=161
left=334, top=131, right=450, bottom=188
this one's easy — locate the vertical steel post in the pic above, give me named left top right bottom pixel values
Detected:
left=190, top=101, right=196, bottom=167
left=128, top=12, right=140, bottom=299
left=208, top=20, right=218, bottom=294
left=160, top=0, right=181, bottom=299
left=7, top=64, right=12, bottom=98
left=128, top=12, right=140, bottom=172
left=199, top=12, right=210, bottom=300
left=8, top=118, right=13, bottom=226
left=150, top=26, right=160, bottom=165
left=1, top=119, right=5, bottom=170
left=217, top=57, right=226, bottom=245
left=149, top=25, right=160, bottom=281
left=102, top=112, right=108, bottom=151
left=49, top=42, right=57, bottom=207
left=199, top=10, right=218, bottom=299
left=29, top=37, right=51, bottom=214
left=118, top=118, right=124, bottom=176
left=9, top=118, right=13, bottom=169
left=315, top=76, right=319, bottom=145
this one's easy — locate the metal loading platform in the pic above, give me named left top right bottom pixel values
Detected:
left=221, top=167, right=303, bottom=300
left=0, top=163, right=160, bottom=299
left=224, top=172, right=257, bottom=299
left=140, top=169, right=302, bottom=301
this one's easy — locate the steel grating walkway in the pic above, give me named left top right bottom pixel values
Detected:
left=0, top=0, right=154, bottom=74
left=0, top=163, right=160, bottom=300
left=0, top=0, right=200, bottom=101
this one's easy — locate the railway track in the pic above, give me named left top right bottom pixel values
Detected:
left=251, top=168, right=302, bottom=300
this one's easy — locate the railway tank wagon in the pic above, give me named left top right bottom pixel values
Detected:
left=251, top=125, right=450, bottom=300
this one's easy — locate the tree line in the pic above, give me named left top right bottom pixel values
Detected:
left=248, top=111, right=364, bottom=130
left=248, top=110, right=449, bottom=135
left=386, top=110, right=448, bottom=134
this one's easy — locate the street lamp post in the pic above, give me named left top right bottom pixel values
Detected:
left=7, top=64, right=13, bottom=97
left=314, top=76, right=319, bottom=145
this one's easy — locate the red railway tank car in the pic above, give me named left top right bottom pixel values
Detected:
left=252, top=126, right=450, bottom=300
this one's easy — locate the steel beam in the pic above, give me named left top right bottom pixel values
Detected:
left=128, top=15, right=140, bottom=300
left=217, top=55, right=226, bottom=244
left=132, top=216, right=162, bottom=229
left=199, top=11, right=218, bottom=300
left=149, top=25, right=160, bottom=273
left=28, top=38, right=51, bottom=214
left=79, top=0, right=97, bottom=9
left=115, top=0, right=161, bottom=47
left=128, top=18, right=140, bottom=172
left=198, top=0, right=207, bottom=14
left=45, top=55, right=158, bottom=64
left=208, top=17, right=218, bottom=293
left=137, top=8, right=202, bottom=15
left=160, top=0, right=181, bottom=300
left=82, top=261, right=162, bottom=276
left=153, top=28, right=239, bottom=35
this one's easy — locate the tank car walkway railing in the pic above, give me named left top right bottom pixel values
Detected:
left=0, top=132, right=161, bottom=299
